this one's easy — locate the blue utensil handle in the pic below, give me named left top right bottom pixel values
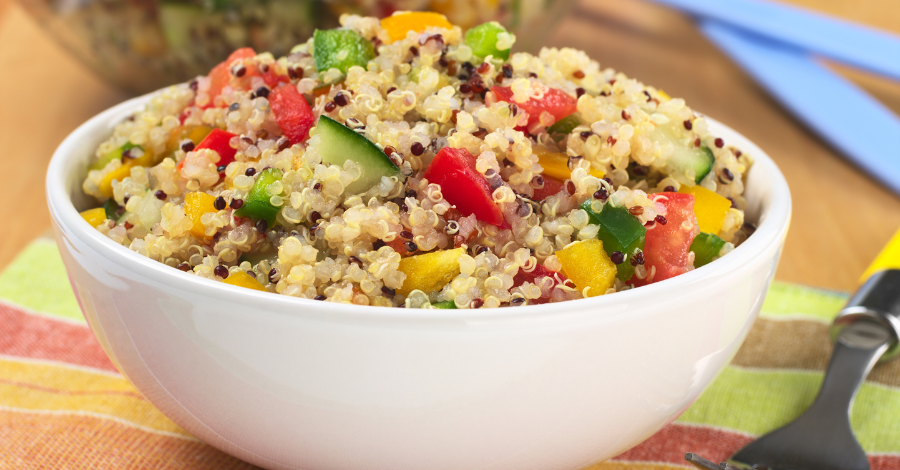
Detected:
left=651, top=0, right=900, bottom=81
left=701, top=21, right=900, bottom=197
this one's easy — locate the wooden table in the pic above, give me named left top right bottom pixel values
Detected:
left=0, top=0, right=898, bottom=291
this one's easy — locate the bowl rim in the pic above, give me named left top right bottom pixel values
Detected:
left=46, top=91, right=791, bottom=322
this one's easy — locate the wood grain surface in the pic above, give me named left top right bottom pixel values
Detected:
left=0, top=0, right=898, bottom=291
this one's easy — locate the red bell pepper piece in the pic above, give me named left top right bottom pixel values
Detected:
left=268, top=84, right=315, bottom=145
left=531, top=174, right=565, bottom=201
left=491, top=86, right=577, bottom=128
left=630, top=192, right=700, bottom=286
left=202, top=48, right=258, bottom=109
left=512, top=264, right=567, bottom=304
left=177, top=128, right=237, bottom=171
left=423, top=147, right=506, bottom=227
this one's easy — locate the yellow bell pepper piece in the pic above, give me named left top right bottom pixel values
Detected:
left=657, top=89, right=671, bottom=101
left=97, top=147, right=158, bottom=198
left=534, top=149, right=604, bottom=181
left=556, top=239, right=616, bottom=297
left=381, top=12, right=453, bottom=43
left=184, top=192, right=218, bottom=239
left=679, top=185, right=731, bottom=235
left=860, top=227, right=900, bottom=283
left=397, top=247, right=465, bottom=296
left=223, top=271, right=268, bottom=291
left=80, top=207, right=107, bottom=227
left=98, top=163, right=134, bottom=199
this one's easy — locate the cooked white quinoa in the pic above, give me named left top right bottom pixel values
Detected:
left=81, top=13, right=754, bottom=309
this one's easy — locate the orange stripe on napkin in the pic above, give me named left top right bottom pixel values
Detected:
left=0, top=410, right=258, bottom=469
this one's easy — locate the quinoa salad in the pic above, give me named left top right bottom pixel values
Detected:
left=79, top=12, right=755, bottom=309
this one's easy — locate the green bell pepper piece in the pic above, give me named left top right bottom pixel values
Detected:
left=581, top=201, right=647, bottom=280
left=234, top=168, right=283, bottom=225
left=464, top=21, right=512, bottom=60
left=547, top=114, right=583, bottom=143
left=103, top=198, right=119, bottom=220
left=691, top=232, right=727, bottom=268
left=313, top=29, right=375, bottom=75
left=432, top=300, right=457, bottom=309
left=90, top=142, right=140, bottom=171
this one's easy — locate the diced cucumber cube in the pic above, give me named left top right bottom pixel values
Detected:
left=464, top=21, right=513, bottom=60
left=547, top=114, right=583, bottom=143
left=316, top=116, right=400, bottom=194
left=313, top=29, right=375, bottom=74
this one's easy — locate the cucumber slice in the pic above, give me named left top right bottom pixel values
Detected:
left=464, top=21, right=512, bottom=60
left=431, top=300, right=457, bottom=309
left=649, top=124, right=715, bottom=183
left=316, top=116, right=400, bottom=194
left=313, top=29, right=375, bottom=75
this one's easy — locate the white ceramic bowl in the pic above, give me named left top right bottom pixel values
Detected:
left=47, top=93, right=791, bottom=470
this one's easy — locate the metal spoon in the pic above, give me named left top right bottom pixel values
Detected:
left=688, top=269, right=900, bottom=470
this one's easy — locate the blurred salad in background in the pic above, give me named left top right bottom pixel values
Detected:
left=18, top=0, right=574, bottom=93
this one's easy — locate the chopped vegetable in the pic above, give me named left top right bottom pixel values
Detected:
left=556, top=239, right=617, bottom=297
left=422, top=147, right=506, bottom=227
left=195, top=129, right=238, bottom=167
left=90, top=142, right=140, bottom=171
left=547, top=114, right=583, bottom=143
left=534, top=149, right=604, bottom=182
left=648, top=123, right=715, bottom=183
left=222, top=271, right=267, bottom=291
left=203, top=47, right=257, bottom=108
left=512, top=263, right=566, bottom=303
left=103, top=198, right=119, bottom=220
left=491, top=86, right=577, bottom=128
left=184, top=191, right=217, bottom=239
left=80, top=208, right=107, bottom=227
left=397, top=247, right=465, bottom=296
left=531, top=174, right=564, bottom=201
left=582, top=202, right=646, bottom=280
left=464, top=21, right=513, bottom=60
left=432, top=300, right=457, bottom=309
left=632, top=192, right=699, bottom=285
left=269, top=84, right=315, bottom=145
left=317, top=115, right=400, bottom=194
left=234, top=168, right=283, bottom=225
left=679, top=185, right=731, bottom=235
left=313, top=29, right=375, bottom=75
left=691, top=232, right=727, bottom=268
left=381, top=12, right=453, bottom=43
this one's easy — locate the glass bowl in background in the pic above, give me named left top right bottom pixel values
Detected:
left=17, top=0, right=576, bottom=94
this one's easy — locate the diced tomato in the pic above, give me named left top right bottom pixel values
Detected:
left=423, top=147, right=506, bottom=227
left=259, top=66, right=290, bottom=88
left=513, top=264, right=566, bottom=304
left=491, top=86, right=578, bottom=128
left=177, top=128, right=237, bottom=171
left=531, top=174, right=564, bottom=201
left=630, top=192, right=699, bottom=286
left=269, top=84, right=315, bottom=145
left=203, top=48, right=258, bottom=109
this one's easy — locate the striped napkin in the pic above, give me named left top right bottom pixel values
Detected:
left=2, top=238, right=899, bottom=469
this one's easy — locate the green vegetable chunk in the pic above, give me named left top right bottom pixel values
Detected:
left=648, top=124, right=716, bottom=183
left=317, top=115, right=400, bottom=194
left=581, top=201, right=647, bottom=280
left=90, top=142, right=140, bottom=171
left=691, top=232, right=727, bottom=268
left=547, top=114, right=583, bottom=143
left=234, top=167, right=284, bottom=225
left=432, top=300, right=457, bottom=309
left=313, top=29, right=375, bottom=74
left=464, top=21, right=513, bottom=60
left=103, top=198, right=119, bottom=220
